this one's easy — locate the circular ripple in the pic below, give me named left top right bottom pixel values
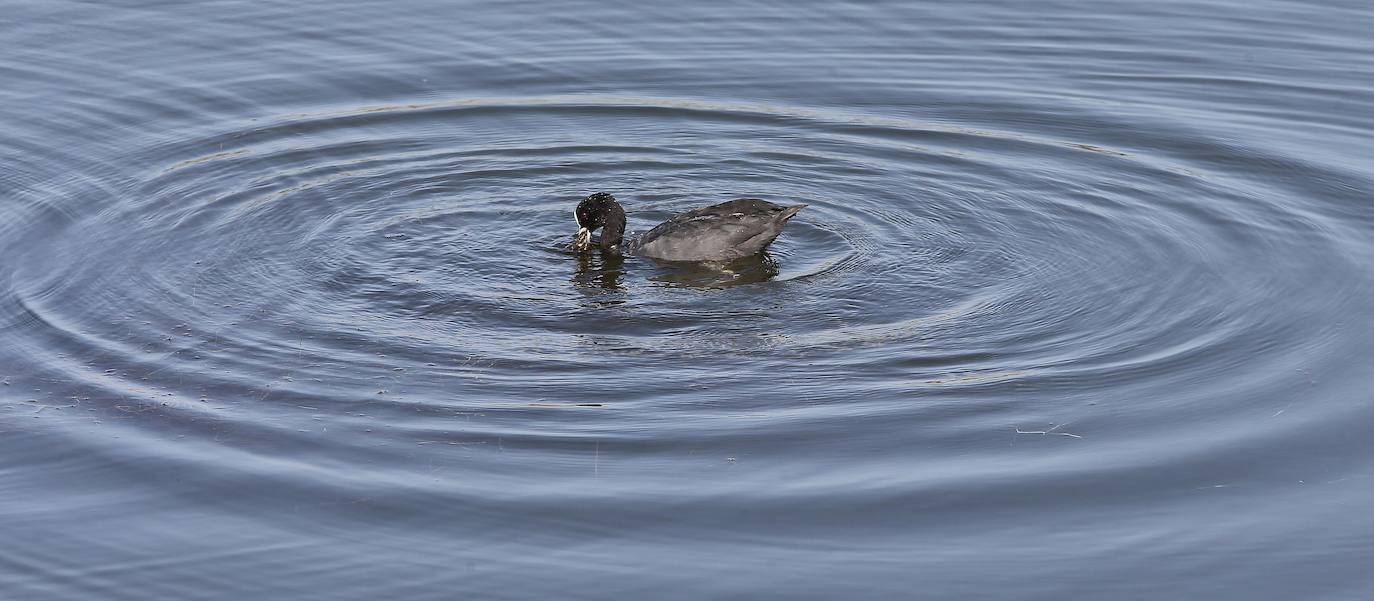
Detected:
left=4, top=96, right=1367, bottom=453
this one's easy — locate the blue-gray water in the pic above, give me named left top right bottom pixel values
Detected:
left=3, top=1, right=1373, bottom=599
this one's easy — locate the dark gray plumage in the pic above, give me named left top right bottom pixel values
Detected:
left=572, top=192, right=805, bottom=262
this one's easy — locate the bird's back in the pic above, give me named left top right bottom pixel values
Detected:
left=631, top=199, right=805, bottom=262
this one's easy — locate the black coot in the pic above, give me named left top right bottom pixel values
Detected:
left=572, top=192, right=806, bottom=262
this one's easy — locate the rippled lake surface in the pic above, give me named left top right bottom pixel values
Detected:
left=4, top=1, right=1374, bottom=598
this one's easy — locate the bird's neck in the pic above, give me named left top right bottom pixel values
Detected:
left=600, top=201, right=626, bottom=251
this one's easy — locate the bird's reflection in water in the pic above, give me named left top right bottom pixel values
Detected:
left=573, top=250, right=782, bottom=294
left=572, top=250, right=625, bottom=292
left=649, top=252, right=781, bottom=288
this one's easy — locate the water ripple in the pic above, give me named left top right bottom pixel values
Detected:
left=4, top=2, right=1374, bottom=593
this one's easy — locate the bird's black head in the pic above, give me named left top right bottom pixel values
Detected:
left=573, top=192, right=626, bottom=251
left=575, top=192, right=617, bottom=230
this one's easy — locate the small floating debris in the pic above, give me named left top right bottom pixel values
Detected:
left=524, top=401, right=604, bottom=408
left=1014, top=425, right=1083, bottom=439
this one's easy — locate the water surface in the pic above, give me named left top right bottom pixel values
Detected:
left=3, top=1, right=1374, bottom=599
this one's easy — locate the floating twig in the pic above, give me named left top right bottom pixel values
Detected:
left=1015, top=427, right=1083, bottom=439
